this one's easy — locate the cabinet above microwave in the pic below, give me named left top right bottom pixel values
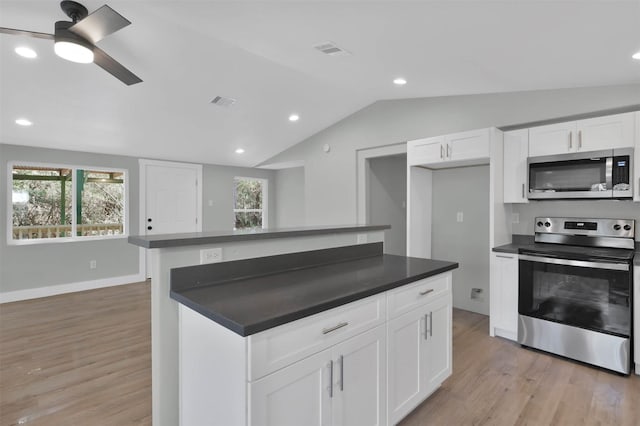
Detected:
left=527, top=148, right=633, bottom=200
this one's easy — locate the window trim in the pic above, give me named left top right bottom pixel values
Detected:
left=233, top=176, right=268, bottom=230
left=7, top=161, right=129, bottom=245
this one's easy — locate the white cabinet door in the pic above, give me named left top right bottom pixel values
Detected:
left=490, top=252, right=519, bottom=341
left=529, top=121, right=576, bottom=157
left=332, top=326, right=386, bottom=426
left=423, top=295, right=452, bottom=394
left=576, top=112, right=635, bottom=152
left=636, top=112, right=640, bottom=202
left=387, top=306, right=426, bottom=425
left=634, top=266, right=639, bottom=375
left=249, top=349, right=333, bottom=426
left=503, top=129, right=529, bottom=203
left=407, top=137, right=444, bottom=166
left=445, top=128, right=491, bottom=162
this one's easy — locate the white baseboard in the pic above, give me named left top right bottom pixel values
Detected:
left=0, top=273, right=146, bottom=304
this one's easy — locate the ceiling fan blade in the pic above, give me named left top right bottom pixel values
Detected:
left=0, top=27, right=54, bottom=40
left=93, top=46, right=142, bottom=86
left=68, top=5, right=130, bottom=43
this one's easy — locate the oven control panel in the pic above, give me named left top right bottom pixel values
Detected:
left=535, top=217, right=635, bottom=239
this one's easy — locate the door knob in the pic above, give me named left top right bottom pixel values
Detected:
left=147, top=226, right=153, bottom=230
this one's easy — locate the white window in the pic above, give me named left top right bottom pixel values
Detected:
left=9, top=162, right=128, bottom=244
left=233, top=177, right=267, bottom=230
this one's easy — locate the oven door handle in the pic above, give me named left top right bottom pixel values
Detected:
left=518, top=254, right=629, bottom=271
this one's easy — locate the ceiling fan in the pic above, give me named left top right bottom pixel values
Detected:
left=0, top=1, right=142, bottom=85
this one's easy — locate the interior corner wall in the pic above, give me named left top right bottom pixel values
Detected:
left=0, top=144, right=142, bottom=294
left=274, top=167, right=305, bottom=228
left=261, top=83, right=640, bottom=226
left=432, top=165, right=490, bottom=315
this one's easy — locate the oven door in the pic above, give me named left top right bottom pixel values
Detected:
left=518, top=254, right=631, bottom=337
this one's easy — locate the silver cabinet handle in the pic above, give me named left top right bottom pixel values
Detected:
left=419, top=288, right=434, bottom=296
left=569, top=131, right=572, bottom=149
left=522, top=183, right=525, bottom=199
left=339, top=355, right=344, bottom=391
left=446, top=144, right=451, bottom=158
left=424, top=314, right=429, bottom=340
left=578, top=130, right=582, bottom=149
left=440, top=144, right=444, bottom=159
left=429, top=312, right=433, bottom=337
left=328, top=360, right=334, bottom=398
left=322, top=322, right=349, bottom=334
left=495, top=254, right=514, bottom=259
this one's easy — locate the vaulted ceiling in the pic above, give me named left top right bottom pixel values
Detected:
left=1, top=0, right=639, bottom=167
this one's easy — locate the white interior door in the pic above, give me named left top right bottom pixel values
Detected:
left=140, top=160, right=202, bottom=278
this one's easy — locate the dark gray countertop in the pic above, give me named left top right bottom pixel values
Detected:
left=128, top=224, right=390, bottom=249
left=170, top=244, right=458, bottom=336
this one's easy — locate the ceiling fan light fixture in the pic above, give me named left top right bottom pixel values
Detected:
left=54, top=40, right=94, bottom=63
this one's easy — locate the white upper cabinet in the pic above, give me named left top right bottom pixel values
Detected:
left=529, top=112, right=635, bottom=157
left=503, top=129, right=529, bottom=203
left=528, top=121, right=576, bottom=157
left=407, top=129, right=490, bottom=168
left=635, top=112, right=640, bottom=202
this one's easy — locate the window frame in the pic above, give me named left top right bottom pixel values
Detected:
left=233, top=176, right=268, bottom=230
left=7, top=161, right=129, bottom=245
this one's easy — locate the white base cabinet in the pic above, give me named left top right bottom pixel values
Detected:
left=489, top=252, right=519, bottom=341
left=250, top=325, right=386, bottom=426
left=635, top=265, right=639, bottom=375
left=387, top=294, right=451, bottom=425
left=179, top=271, right=454, bottom=426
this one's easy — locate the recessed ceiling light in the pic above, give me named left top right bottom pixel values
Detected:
left=289, top=114, right=300, bottom=122
left=393, top=78, right=407, bottom=86
left=235, top=148, right=245, bottom=154
left=15, top=118, right=33, bottom=126
left=632, top=51, right=640, bottom=60
left=15, top=46, right=37, bottom=58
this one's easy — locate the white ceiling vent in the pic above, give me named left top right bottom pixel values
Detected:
left=210, top=96, right=236, bottom=107
left=313, top=42, right=351, bottom=57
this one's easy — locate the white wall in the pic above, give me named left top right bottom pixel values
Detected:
left=368, top=155, right=406, bottom=256
left=274, top=167, right=305, bottom=228
left=260, top=83, right=640, bottom=226
left=432, top=165, right=490, bottom=315
left=0, top=143, right=276, bottom=297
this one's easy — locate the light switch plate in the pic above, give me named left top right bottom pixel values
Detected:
left=512, top=213, right=520, bottom=224
left=200, top=248, right=222, bottom=264
left=456, top=212, right=464, bottom=222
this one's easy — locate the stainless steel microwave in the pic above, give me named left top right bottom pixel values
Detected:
left=527, top=148, right=633, bottom=200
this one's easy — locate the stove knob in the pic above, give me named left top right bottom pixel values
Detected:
left=624, top=224, right=631, bottom=231
left=544, top=222, right=551, bottom=227
left=613, top=224, right=621, bottom=231
left=537, top=221, right=544, bottom=227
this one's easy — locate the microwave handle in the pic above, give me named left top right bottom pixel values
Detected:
left=606, top=157, right=613, bottom=191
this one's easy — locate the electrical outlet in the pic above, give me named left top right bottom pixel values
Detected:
left=456, top=211, right=464, bottom=222
left=200, top=248, right=222, bottom=264
left=357, top=234, right=367, bottom=244
left=89, top=260, right=97, bottom=269
left=512, top=213, right=520, bottom=224
left=470, top=288, right=483, bottom=301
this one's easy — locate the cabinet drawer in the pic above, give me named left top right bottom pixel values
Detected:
left=248, top=293, right=386, bottom=381
left=387, top=273, right=451, bottom=319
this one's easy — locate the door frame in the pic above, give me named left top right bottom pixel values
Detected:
left=356, top=143, right=407, bottom=224
left=139, top=159, right=203, bottom=278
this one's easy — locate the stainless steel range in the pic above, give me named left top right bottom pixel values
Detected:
left=518, top=217, right=635, bottom=374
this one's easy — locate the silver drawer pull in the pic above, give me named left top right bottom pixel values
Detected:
left=419, top=289, right=434, bottom=296
left=322, top=322, right=349, bottom=334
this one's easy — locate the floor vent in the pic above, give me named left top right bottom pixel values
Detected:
left=313, top=41, right=351, bottom=56
left=210, top=96, right=236, bottom=107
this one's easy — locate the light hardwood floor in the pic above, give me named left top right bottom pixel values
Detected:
left=1, top=282, right=638, bottom=425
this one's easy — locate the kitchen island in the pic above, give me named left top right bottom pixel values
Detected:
left=171, top=242, right=458, bottom=425
left=129, top=225, right=391, bottom=426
